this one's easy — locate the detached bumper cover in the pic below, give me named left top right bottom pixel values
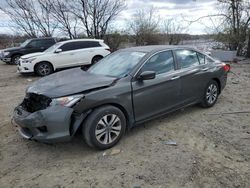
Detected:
left=13, top=105, right=74, bottom=143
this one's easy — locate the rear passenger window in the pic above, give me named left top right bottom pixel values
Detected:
left=141, top=51, right=175, bottom=75
left=197, top=53, right=205, bottom=64
left=60, top=41, right=101, bottom=52
left=175, top=50, right=199, bottom=68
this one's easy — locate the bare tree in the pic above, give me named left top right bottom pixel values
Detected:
left=162, top=18, right=187, bottom=45
left=70, top=0, right=125, bottom=39
left=130, top=7, right=160, bottom=45
left=0, top=0, right=58, bottom=37
left=186, top=0, right=250, bottom=56
left=42, top=0, right=79, bottom=39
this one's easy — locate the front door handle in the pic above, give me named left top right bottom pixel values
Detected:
left=171, top=76, right=180, bottom=80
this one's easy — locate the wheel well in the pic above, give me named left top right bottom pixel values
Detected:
left=92, top=55, right=103, bottom=62
left=11, top=53, right=22, bottom=58
left=212, top=78, right=221, bottom=94
left=93, top=55, right=103, bottom=59
left=89, top=103, right=131, bottom=130
left=34, top=61, right=54, bottom=71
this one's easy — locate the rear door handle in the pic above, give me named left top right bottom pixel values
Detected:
left=171, top=76, right=180, bottom=80
left=201, top=67, right=209, bottom=71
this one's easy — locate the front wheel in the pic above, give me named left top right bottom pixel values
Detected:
left=201, top=80, right=219, bottom=108
left=83, top=105, right=126, bottom=150
left=11, top=55, right=21, bottom=65
left=35, top=62, right=53, bottom=76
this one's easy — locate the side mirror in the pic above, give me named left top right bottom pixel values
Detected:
left=137, top=71, right=156, bottom=81
left=55, top=48, right=62, bottom=53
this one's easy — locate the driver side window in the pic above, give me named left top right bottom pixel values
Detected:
left=141, top=51, right=175, bottom=75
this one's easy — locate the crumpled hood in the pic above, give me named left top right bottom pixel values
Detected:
left=21, top=52, right=45, bottom=59
left=27, top=68, right=117, bottom=98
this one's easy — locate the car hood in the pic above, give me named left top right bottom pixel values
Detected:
left=3, top=46, right=23, bottom=52
left=27, top=68, right=117, bottom=98
left=22, top=52, right=45, bottom=59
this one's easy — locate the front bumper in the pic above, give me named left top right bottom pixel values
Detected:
left=1, top=57, right=11, bottom=63
left=17, top=60, right=34, bottom=73
left=13, top=105, right=75, bottom=143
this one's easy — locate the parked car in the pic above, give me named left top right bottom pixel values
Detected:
left=0, top=38, right=56, bottom=65
left=17, top=39, right=111, bottom=76
left=13, top=46, right=230, bottom=150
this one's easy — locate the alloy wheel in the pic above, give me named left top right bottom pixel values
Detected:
left=95, top=114, right=122, bottom=145
left=38, top=64, right=51, bottom=76
left=206, top=84, right=218, bottom=105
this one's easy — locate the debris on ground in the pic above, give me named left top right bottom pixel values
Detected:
left=103, top=148, right=121, bottom=156
left=162, top=141, right=177, bottom=146
left=27, top=79, right=33, bottom=82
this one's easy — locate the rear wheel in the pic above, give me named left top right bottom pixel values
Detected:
left=83, top=105, right=126, bottom=150
left=91, top=56, right=103, bottom=65
left=35, top=62, right=53, bottom=76
left=201, top=80, right=219, bottom=108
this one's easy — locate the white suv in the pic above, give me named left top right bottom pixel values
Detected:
left=17, top=39, right=111, bottom=76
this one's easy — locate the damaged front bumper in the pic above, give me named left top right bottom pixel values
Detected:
left=13, top=104, right=85, bottom=143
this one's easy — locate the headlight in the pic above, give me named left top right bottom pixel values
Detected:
left=50, top=94, right=84, bottom=107
left=22, top=57, right=36, bottom=63
left=3, top=52, right=10, bottom=56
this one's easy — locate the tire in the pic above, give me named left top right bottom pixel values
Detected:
left=83, top=105, right=126, bottom=150
left=91, top=56, right=103, bottom=65
left=35, top=62, right=53, bottom=76
left=11, top=55, right=21, bottom=65
left=201, top=80, right=219, bottom=108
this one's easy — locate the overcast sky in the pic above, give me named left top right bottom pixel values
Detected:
left=0, top=0, right=218, bottom=35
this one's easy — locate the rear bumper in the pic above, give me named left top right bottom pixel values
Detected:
left=13, top=105, right=75, bottom=143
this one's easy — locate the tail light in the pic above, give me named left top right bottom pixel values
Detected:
left=223, top=63, right=231, bottom=72
left=105, top=48, right=111, bottom=52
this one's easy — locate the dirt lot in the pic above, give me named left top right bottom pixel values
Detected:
left=0, top=60, right=249, bottom=188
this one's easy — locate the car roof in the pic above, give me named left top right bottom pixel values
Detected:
left=120, top=45, right=200, bottom=53
left=60, top=39, right=104, bottom=44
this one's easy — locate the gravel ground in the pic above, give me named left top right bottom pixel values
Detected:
left=0, top=60, right=249, bottom=188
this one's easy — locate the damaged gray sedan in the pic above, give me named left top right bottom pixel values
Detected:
left=13, top=46, right=230, bottom=149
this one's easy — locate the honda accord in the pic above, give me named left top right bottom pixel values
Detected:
left=13, top=46, right=230, bottom=149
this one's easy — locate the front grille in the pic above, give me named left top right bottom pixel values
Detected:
left=22, top=93, right=51, bottom=113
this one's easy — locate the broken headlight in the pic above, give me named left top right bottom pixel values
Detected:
left=50, top=94, right=83, bottom=107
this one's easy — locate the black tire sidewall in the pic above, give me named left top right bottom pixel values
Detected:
left=203, top=80, right=219, bottom=107
left=83, top=106, right=126, bottom=150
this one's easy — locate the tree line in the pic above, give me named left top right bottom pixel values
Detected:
left=0, top=0, right=250, bottom=57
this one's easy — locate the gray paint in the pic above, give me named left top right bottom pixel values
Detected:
left=13, top=45, right=228, bottom=143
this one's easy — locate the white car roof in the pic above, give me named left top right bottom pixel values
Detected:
left=59, top=39, right=104, bottom=45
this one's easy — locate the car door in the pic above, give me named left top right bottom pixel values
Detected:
left=132, top=50, right=182, bottom=122
left=24, top=40, right=42, bottom=54
left=73, top=41, right=92, bottom=65
left=174, top=49, right=211, bottom=104
left=53, top=42, right=80, bottom=68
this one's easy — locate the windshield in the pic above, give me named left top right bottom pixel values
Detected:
left=88, top=51, right=146, bottom=77
left=44, top=42, right=61, bottom=53
left=20, top=39, right=31, bottom=47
